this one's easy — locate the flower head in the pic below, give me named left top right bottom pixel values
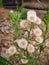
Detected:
left=16, top=38, right=28, bottom=49
left=27, top=44, right=35, bottom=53
left=27, top=10, right=37, bottom=22
left=35, top=37, right=43, bottom=43
left=21, top=59, right=28, bottom=64
left=35, top=17, right=42, bottom=25
left=20, top=20, right=28, bottom=28
left=33, top=27, right=42, bottom=36
left=7, top=46, right=16, bottom=56
left=27, top=10, right=36, bottom=16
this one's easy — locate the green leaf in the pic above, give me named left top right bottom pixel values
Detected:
left=20, top=13, right=27, bottom=19
left=39, top=44, right=44, bottom=52
left=18, top=6, right=24, bottom=12
left=9, top=6, right=27, bottom=37
left=44, top=11, right=49, bottom=25
left=10, top=56, right=20, bottom=61
left=0, top=0, right=3, bottom=7
left=9, top=12, right=21, bottom=37
left=18, top=6, right=27, bottom=19
left=0, top=56, right=12, bottom=65
left=43, top=11, right=49, bottom=41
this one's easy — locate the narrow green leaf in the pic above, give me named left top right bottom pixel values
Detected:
left=44, top=11, right=49, bottom=25
left=9, top=12, right=21, bottom=37
left=18, top=6, right=27, bottom=19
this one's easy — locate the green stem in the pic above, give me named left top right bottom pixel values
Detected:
left=28, top=31, right=30, bottom=40
left=43, top=25, right=48, bottom=42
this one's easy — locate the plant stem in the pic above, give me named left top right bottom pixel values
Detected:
left=43, top=25, right=48, bottom=42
